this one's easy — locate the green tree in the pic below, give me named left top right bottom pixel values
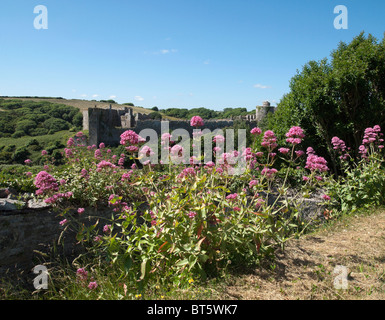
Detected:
left=267, top=32, right=385, bottom=171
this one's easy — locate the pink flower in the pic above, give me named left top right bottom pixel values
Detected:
left=139, top=145, right=155, bottom=157
left=94, top=149, right=102, bottom=159
left=41, top=150, right=48, bottom=156
left=249, top=180, right=258, bottom=188
left=295, top=150, right=305, bottom=158
left=76, top=268, right=88, bottom=281
left=121, top=170, right=133, bottom=182
left=120, top=130, right=142, bottom=145
left=88, top=282, right=98, bottom=290
left=251, top=127, right=262, bottom=135
left=233, top=207, right=241, bottom=212
left=305, top=152, right=329, bottom=173
left=261, top=167, right=278, bottom=179
left=188, top=211, right=197, bottom=219
left=226, top=193, right=238, bottom=200
left=24, top=159, right=32, bottom=165
left=34, top=171, right=59, bottom=195
left=99, top=142, right=105, bottom=149
left=190, top=116, right=204, bottom=127
left=278, top=147, right=290, bottom=155
left=322, top=195, right=331, bottom=201
left=302, top=176, right=309, bottom=182
left=67, top=138, right=75, bottom=147
left=77, top=208, right=85, bottom=214
left=285, top=126, right=305, bottom=145
left=213, top=135, right=225, bottom=143
left=261, top=130, right=278, bottom=151
left=103, top=224, right=112, bottom=233
left=59, top=179, right=66, bottom=185
left=25, top=172, right=32, bottom=177
left=96, top=160, right=115, bottom=171
left=59, top=219, right=67, bottom=226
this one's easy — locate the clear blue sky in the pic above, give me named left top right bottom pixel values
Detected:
left=1, top=0, right=384, bottom=111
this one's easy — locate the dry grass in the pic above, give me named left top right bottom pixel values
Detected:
left=211, top=208, right=385, bottom=300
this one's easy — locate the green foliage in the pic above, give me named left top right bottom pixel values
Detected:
left=43, top=118, right=70, bottom=133
left=0, top=99, right=83, bottom=137
left=149, top=111, right=162, bottom=120
left=267, top=32, right=385, bottom=171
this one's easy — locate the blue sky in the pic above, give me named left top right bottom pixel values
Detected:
left=1, top=0, right=384, bottom=111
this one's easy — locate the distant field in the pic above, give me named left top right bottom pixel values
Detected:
left=0, top=130, right=71, bottom=149
left=1, top=97, right=180, bottom=121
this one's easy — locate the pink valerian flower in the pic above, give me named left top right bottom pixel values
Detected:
left=76, top=268, right=88, bottom=281
left=178, top=167, right=196, bottom=179
left=88, top=281, right=98, bottom=290
left=59, top=219, right=67, bottom=226
left=278, top=147, right=290, bottom=155
left=303, top=176, right=310, bottom=182
left=170, top=145, right=184, bottom=158
left=24, top=159, right=32, bottom=165
left=99, top=142, right=105, bottom=149
left=190, top=116, right=204, bottom=127
left=25, top=171, right=32, bottom=177
left=261, top=167, right=278, bottom=179
left=103, top=224, right=112, bottom=234
left=285, top=126, right=305, bottom=145
left=226, top=193, right=238, bottom=200
left=322, top=194, right=331, bottom=201
left=77, top=208, right=85, bottom=214
left=261, top=130, right=278, bottom=151
left=120, top=130, right=144, bottom=145
left=295, top=150, right=305, bottom=158
left=121, top=170, right=133, bottom=182
left=242, top=147, right=254, bottom=161
left=331, top=136, right=347, bottom=152
left=255, top=152, right=264, bottom=157
left=249, top=180, right=258, bottom=188
left=305, top=152, right=329, bottom=173
left=187, top=211, right=197, bottom=219
left=96, top=160, right=116, bottom=171
left=34, top=171, right=59, bottom=195
left=67, top=137, right=75, bottom=147
left=94, top=149, right=102, bottom=159
left=118, top=157, right=125, bottom=166
left=94, top=235, right=102, bottom=242
left=126, top=145, right=139, bottom=153
left=41, top=150, right=48, bottom=156
left=213, top=135, right=225, bottom=143
left=139, top=145, right=155, bottom=158
left=233, top=207, right=241, bottom=212
left=59, top=179, right=66, bottom=185
left=251, top=127, right=262, bottom=135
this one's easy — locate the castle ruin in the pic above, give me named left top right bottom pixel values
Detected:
left=82, top=102, right=275, bottom=146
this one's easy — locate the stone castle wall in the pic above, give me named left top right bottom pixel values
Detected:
left=83, top=102, right=275, bottom=146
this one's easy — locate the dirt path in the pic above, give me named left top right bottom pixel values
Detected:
left=222, top=209, right=385, bottom=300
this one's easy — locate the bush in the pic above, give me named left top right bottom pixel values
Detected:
left=43, top=118, right=70, bottom=132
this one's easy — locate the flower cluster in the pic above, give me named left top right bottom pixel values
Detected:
left=120, top=130, right=144, bottom=146
left=261, top=130, right=278, bottom=151
left=34, top=171, right=59, bottom=195
left=286, top=126, right=305, bottom=145
left=190, top=116, right=204, bottom=127
left=305, top=148, right=329, bottom=173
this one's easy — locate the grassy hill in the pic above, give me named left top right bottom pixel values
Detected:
left=1, top=97, right=180, bottom=121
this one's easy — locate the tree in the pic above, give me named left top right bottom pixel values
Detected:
left=267, top=32, right=385, bottom=172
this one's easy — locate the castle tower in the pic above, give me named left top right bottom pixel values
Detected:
left=256, top=101, right=275, bottom=123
